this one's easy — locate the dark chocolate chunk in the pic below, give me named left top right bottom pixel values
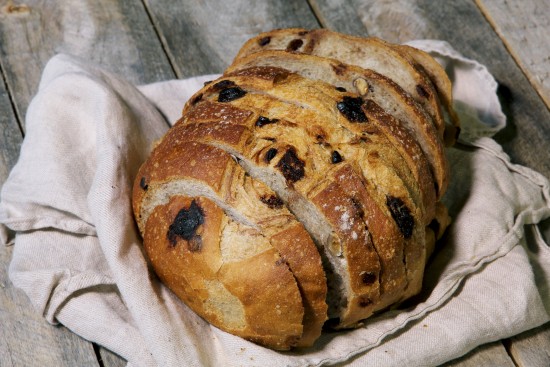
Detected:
left=260, top=195, right=284, bottom=209
left=361, top=272, right=377, bottom=285
left=258, top=36, right=271, bottom=46
left=218, top=86, right=247, bottom=102
left=255, top=116, right=279, bottom=127
left=331, top=150, right=343, bottom=164
left=286, top=39, right=304, bottom=51
left=350, top=197, right=365, bottom=218
left=416, top=84, right=430, bottom=99
left=358, top=296, right=373, bottom=308
left=386, top=195, right=414, bottom=238
left=337, top=96, right=368, bottom=122
left=203, top=80, right=212, bottom=86
left=167, top=200, right=205, bottom=249
left=335, top=86, right=347, bottom=92
left=264, top=148, right=278, bottom=163
left=139, top=177, right=148, bottom=191
left=276, top=147, right=305, bottom=183
left=212, top=79, right=236, bottom=91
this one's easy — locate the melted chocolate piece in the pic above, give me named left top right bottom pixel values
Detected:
left=167, top=200, right=205, bottom=250
left=361, top=272, right=376, bottom=285
left=331, top=150, right=343, bottom=164
left=255, top=116, right=279, bottom=127
left=258, top=36, right=271, bottom=46
left=218, top=86, right=247, bottom=102
left=286, top=39, right=304, bottom=51
left=276, top=147, right=305, bottom=183
left=337, top=96, right=368, bottom=122
left=139, top=177, right=148, bottom=191
left=260, top=195, right=284, bottom=209
left=386, top=195, right=414, bottom=238
left=416, top=84, right=430, bottom=99
left=212, top=79, right=236, bottom=91
left=264, top=148, right=278, bottom=163
left=335, top=86, right=347, bottom=92
left=358, top=296, right=373, bottom=308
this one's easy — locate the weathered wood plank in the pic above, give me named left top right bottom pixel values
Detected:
left=0, top=0, right=175, bottom=128
left=475, top=0, right=550, bottom=110
left=442, top=341, right=515, bottom=367
left=142, top=0, right=320, bottom=78
left=507, top=322, right=550, bottom=367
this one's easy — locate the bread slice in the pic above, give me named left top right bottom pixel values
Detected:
left=232, top=28, right=447, bottom=141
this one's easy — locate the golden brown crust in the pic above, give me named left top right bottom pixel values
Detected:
left=132, top=28, right=455, bottom=350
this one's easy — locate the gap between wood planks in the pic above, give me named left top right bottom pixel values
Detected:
left=474, top=0, right=550, bottom=114
left=140, top=0, right=180, bottom=79
left=305, top=0, right=326, bottom=29
left=502, top=338, right=520, bottom=367
left=93, top=343, right=106, bottom=367
left=0, top=52, right=24, bottom=138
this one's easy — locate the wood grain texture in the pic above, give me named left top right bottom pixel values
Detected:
left=142, top=0, right=320, bottom=78
left=442, top=341, right=515, bottom=367
left=475, top=0, right=550, bottom=109
left=508, top=323, right=550, bottom=367
left=0, top=0, right=175, bottom=127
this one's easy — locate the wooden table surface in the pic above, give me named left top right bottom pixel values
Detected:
left=1, top=0, right=549, bottom=366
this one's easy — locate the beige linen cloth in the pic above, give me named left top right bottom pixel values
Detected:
left=1, top=41, right=550, bottom=367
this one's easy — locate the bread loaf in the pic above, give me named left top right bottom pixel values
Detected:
left=132, top=28, right=458, bottom=350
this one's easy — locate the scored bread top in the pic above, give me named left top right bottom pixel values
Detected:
left=133, top=28, right=456, bottom=350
